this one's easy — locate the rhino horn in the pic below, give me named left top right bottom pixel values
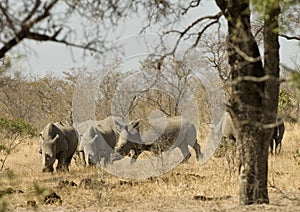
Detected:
left=51, top=134, right=59, bottom=143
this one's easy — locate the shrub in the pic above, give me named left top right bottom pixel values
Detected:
left=0, top=117, right=37, bottom=171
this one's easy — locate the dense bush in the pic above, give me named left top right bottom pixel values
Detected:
left=0, top=118, right=37, bottom=138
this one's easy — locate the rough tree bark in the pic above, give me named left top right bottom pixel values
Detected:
left=215, top=0, right=280, bottom=205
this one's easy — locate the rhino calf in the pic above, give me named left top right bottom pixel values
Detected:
left=79, top=126, right=114, bottom=166
left=39, top=122, right=78, bottom=172
left=74, top=116, right=120, bottom=166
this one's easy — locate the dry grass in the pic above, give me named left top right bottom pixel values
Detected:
left=0, top=124, right=299, bottom=211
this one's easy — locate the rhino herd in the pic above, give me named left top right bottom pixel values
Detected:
left=38, top=114, right=285, bottom=172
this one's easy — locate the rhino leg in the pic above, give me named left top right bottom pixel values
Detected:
left=56, top=162, right=69, bottom=172
left=182, top=152, right=191, bottom=162
left=85, top=153, right=91, bottom=166
left=79, top=151, right=86, bottom=166
left=101, top=151, right=111, bottom=167
left=129, top=149, right=139, bottom=164
left=42, top=165, right=54, bottom=172
left=275, top=139, right=282, bottom=155
left=178, top=143, right=191, bottom=162
left=41, top=153, right=56, bottom=172
left=73, top=151, right=86, bottom=166
left=130, top=157, right=137, bottom=164
left=269, top=139, right=274, bottom=155
left=110, top=152, right=124, bottom=163
left=56, top=155, right=70, bottom=172
left=193, top=142, right=202, bottom=161
left=66, top=153, right=75, bottom=166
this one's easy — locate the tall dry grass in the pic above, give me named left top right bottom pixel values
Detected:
left=0, top=124, right=299, bottom=211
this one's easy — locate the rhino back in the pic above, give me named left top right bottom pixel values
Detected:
left=97, top=116, right=117, bottom=148
left=54, top=124, right=78, bottom=155
left=140, top=116, right=193, bottom=150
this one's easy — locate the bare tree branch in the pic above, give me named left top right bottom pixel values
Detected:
left=0, top=0, right=123, bottom=60
left=22, top=0, right=41, bottom=23
left=279, top=34, right=300, bottom=40
left=193, top=20, right=220, bottom=47
left=180, top=0, right=201, bottom=15
left=26, top=32, right=105, bottom=54
left=0, top=0, right=60, bottom=58
left=162, top=11, right=223, bottom=58
left=0, top=3, right=18, bottom=37
left=226, top=42, right=262, bottom=63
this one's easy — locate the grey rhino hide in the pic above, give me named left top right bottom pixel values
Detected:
left=212, top=112, right=285, bottom=157
left=75, top=116, right=122, bottom=166
left=73, top=120, right=98, bottom=165
left=96, top=116, right=119, bottom=149
left=211, top=112, right=237, bottom=158
left=214, top=112, right=237, bottom=141
left=39, top=122, right=78, bottom=172
left=80, top=126, right=114, bottom=166
left=115, top=116, right=202, bottom=164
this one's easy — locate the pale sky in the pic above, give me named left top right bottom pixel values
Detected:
left=8, top=0, right=300, bottom=78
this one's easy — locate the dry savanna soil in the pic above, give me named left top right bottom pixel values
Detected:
left=0, top=124, right=299, bottom=211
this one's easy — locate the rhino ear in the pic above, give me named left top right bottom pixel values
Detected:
left=124, top=125, right=128, bottom=131
left=131, top=120, right=140, bottom=129
left=114, top=121, right=124, bottom=132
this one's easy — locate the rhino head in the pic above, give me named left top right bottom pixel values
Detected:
left=40, top=133, right=59, bottom=172
left=112, top=120, right=142, bottom=163
left=82, top=134, right=100, bottom=166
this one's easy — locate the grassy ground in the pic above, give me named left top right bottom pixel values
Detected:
left=0, top=124, right=299, bottom=211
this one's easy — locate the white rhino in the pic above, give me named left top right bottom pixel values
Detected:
left=75, top=116, right=122, bottom=166
left=113, top=116, right=202, bottom=164
left=213, top=112, right=285, bottom=156
left=270, top=117, right=285, bottom=155
left=79, top=126, right=115, bottom=166
left=73, top=120, right=98, bottom=165
left=212, top=111, right=237, bottom=157
left=39, top=122, right=78, bottom=172
left=214, top=111, right=237, bottom=141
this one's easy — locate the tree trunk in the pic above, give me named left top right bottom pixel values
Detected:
left=215, top=0, right=280, bottom=204
left=261, top=0, right=281, bottom=204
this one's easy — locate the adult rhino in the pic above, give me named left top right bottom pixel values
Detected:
left=75, top=116, right=121, bottom=166
left=39, top=122, right=78, bottom=172
left=112, top=116, right=202, bottom=164
left=214, top=112, right=237, bottom=142
left=213, top=112, right=284, bottom=156
left=212, top=112, right=237, bottom=157
left=78, top=126, right=116, bottom=166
